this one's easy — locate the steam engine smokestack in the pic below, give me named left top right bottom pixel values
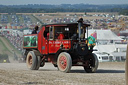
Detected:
left=77, top=18, right=84, bottom=42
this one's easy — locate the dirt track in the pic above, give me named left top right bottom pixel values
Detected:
left=0, top=62, right=125, bottom=85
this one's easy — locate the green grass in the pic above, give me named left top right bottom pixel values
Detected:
left=0, top=38, right=11, bottom=53
left=0, top=36, right=21, bottom=55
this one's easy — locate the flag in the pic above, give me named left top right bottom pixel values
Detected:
left=91, top=31, right=97, bottom=40
left=88, top=31, right=97, bottom=47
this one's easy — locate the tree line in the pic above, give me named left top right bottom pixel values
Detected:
left=0, top=4, right=128, bottom=15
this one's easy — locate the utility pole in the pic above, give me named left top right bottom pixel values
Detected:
left=126, top=43, right=128, bottom=85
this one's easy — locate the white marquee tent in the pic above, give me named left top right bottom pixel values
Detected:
left=86, top=29, right=123, bottom=41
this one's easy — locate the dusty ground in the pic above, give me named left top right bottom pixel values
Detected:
left=0, top=62, right=125, bottom=85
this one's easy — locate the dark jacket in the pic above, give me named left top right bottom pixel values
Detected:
left=32, top=30, right=37, bottom=34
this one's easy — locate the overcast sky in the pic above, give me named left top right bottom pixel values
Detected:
left=0, top=0, right=128, bottom=5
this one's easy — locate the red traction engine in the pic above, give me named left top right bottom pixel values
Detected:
left=23, top=19, right=98, bottom=73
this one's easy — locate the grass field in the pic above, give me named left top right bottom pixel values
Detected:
left=0, top=37, right=11, bottom=54
left=0, top=36, right=22, bottom=60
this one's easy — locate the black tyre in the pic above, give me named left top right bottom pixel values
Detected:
left=84, top=53, right=99, bottom=73
left=57, top=52, right=72, bottom=73
left=35, top=56, right=40, bottom=70
left=26, top=51, right=40, bottom=70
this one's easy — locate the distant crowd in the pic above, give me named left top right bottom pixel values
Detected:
left=1, top=29, right=23, bottom=52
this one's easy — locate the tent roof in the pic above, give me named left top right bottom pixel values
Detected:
left=86, top=29, right=123, bottom=40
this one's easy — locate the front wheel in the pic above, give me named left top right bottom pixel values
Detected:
left=26, top=51, right=40, bottom=70
left=57, top=52, right=72, bottom=73
left=84, top=53, right=99, bottom=73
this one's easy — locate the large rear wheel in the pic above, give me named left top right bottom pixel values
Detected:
left=57, top=52, right=72, bottom=73
left=26, top=51, right=40, bottom=70
left=84, top=53, right=99, bottom=73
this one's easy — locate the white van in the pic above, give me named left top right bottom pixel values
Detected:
left=94, top=52, right=113, bottom=62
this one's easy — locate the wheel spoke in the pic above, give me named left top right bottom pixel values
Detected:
left=59, top=56, right=67, bottom=69
left=57, top=52, right=72, bottom=73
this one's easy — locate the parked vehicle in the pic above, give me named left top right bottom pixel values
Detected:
left=94, top=52, right=113, bottom=62
left=23, top=18, right=98, bottom=73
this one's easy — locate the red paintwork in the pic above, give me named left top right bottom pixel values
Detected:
left=48, top=40, right=71, bottom=53
left=37, top=25, right=71, bottom=55
left=38, top=26, right=48, bottom=54
left=38, top=26, right=43, bottom=53
left=24, top=23, right=90, bottom=55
